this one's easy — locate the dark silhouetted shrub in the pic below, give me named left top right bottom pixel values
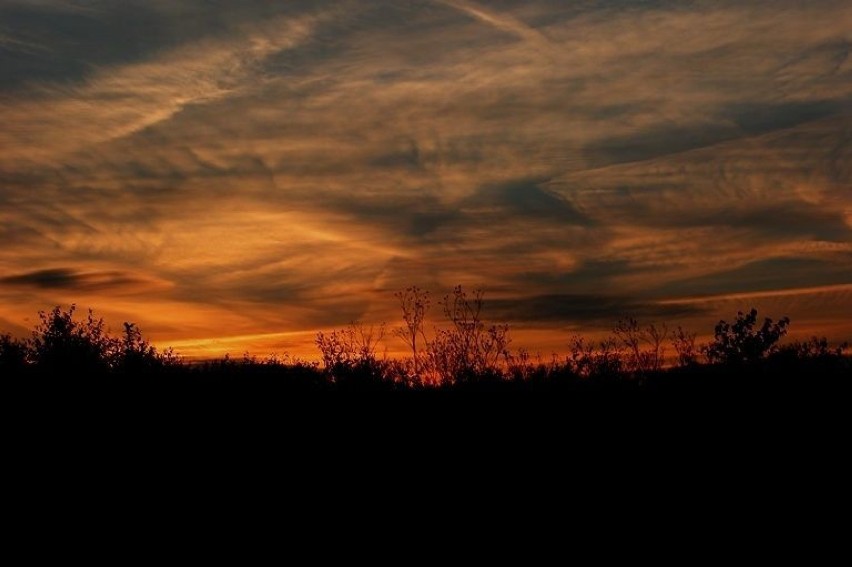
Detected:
left=672, top=326, right=698, bottom=368
left=613, top=317, right=668, bottom=375
left=30, top=305, right=118, bottom=376
left=425, top=286, right=510, bottom=384
left=316, top=322, right=391, bottom=389
left=777, top=336, right=848, bottom=361
left=114, top=322, right=180, bottom=375
left=393, top=286, right=430, bottom=378
left=704, top=308, right=790, bottom=365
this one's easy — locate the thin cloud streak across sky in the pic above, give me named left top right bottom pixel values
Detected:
left=436, top=0, right=556, bottom=51
left=0, top=0, right=850, bottom=358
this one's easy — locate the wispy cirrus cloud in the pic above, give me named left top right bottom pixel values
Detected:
left=0, top=3, right=332, bottom=167
left=436, top=0, right=556, bottom=52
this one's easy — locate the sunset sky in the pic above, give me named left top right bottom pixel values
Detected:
left=1, top=0, right=850, bottom=359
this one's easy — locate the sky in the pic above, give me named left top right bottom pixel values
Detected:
left=1, top=0, right=850, bottom=359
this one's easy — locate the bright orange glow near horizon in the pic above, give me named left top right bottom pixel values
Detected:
left=1, top=1, right=850, bottom=361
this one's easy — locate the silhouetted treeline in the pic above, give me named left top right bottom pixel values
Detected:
left=1, top=290, right=849, bottom=395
